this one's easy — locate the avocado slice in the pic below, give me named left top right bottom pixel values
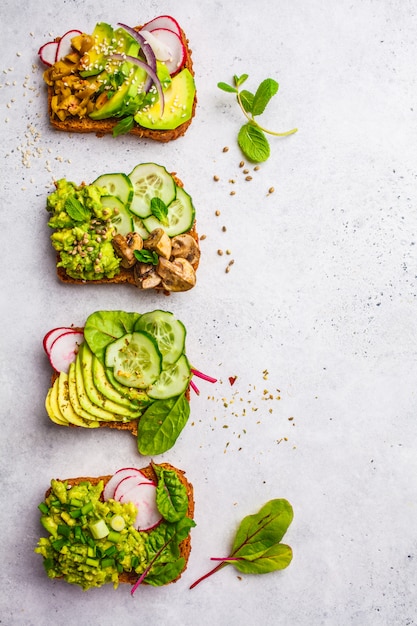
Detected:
left=80, top=343, right=141, bottom=420
left=134, top=68, right=195, bottom=130
left=92, top=354, right=140, bottom=409
left=45, top=380, right=68, bottom=426
left=74, top=349, right=125, bottom=422
left=57, top=370, right=98, bottom=428
left=79, top=22, right=114, bottom=78
left=66, top=363, right=99, bottom=427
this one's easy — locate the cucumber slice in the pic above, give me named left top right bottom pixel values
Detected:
left=101, top=195, right=133, bottom=236
left=93, top=173, right=134, bottom=208
left=147, top=354, right=191, bottom=400
left=128, top=163, right=176, bottom=218
left=131, top=214, right=149, bottom=239
left=134, top=310, right=186, bottom=367
left=105, top=331, right=162, bottom=389
left=143, top=185, right=195, bottom=237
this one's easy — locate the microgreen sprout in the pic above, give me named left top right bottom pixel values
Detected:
left=218, top=74, right=297, bottom=162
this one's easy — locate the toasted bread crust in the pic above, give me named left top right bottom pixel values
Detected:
left=45, top=463, right=194, bottom=586
left=53, top=173, right=200, bottom=292
left=46, top=27, right=196, bottom=141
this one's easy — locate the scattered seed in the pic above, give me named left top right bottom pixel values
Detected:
left=213, top=175, right=220, bottom=181
left=245, top=176, right=252, bottom=181
left=239, top=161, right=245, bottom=168
left=230, top=190, right=236, bottom=196
left=222, top=226, right=227, bottom=232
left=254, top=165, right=260, bottom=171
left=226, top=249, right=231, bottom=255
left=268, top=187, right=275, bottom=194
left=229, top=179, right=235, bottom=184
left=200, top=234, right=207, bottom=240
left=243, top=168, right=249, bottom=174
left=215, top=210, right=221, bottom=216
left=217, top=249, right=224, bottom=256
left=223, top=146, right=229, bottom=152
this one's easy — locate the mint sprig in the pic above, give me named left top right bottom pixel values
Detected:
left=218, top=74, right=297, bottom=162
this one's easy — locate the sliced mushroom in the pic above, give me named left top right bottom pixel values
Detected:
left=170, top=234, right=200, bottom=266
left=157, top=257, right=196, bottom=292
left=133, top=263, right=162, bottom=289
left=143, top=228, right=172, bottom=259
left=112, top=232, right=143, bottom=268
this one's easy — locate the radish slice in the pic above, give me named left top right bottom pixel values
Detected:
left=38, top=41, right=59, bottom=66
left=120, top=481, right=162, bottom=531
left=103, top=468, right=153, bottom=501
left=43, top=327, right=81, bottom=356
left=142, top=28, right=185, bottom=75
left=48, top=331, right=84, bottom=373
left=141, top=15, right=182, bottom=37
left=114, top=474, right=155, bottom=502
left=56, top=29, right=82, bottom=61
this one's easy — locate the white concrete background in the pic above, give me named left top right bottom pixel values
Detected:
left=1, top=0, right=416, bottom=624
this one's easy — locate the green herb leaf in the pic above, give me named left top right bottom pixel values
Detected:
left=153, top=464, right=189, bottom=523
left=239, top=90, right=254, bottom=114
left=64, top=197, right=91, bottom=222
left=150, top=197, right=169, bottom=225
left=83, top=310, right=141, bottom=362
left=234, top=74, right=248, bottom=87
left=251, top=78, right=279, bottom=116
left=137, top=393, right=190, bottom=455
left=133, top=249, right=159, bottom=265
left=112, top=115, right=134, bottom=137
left=237, top=123, right=270, bottom=162
left=190, top=498, right=293, bottom=589
left=217, top=81, right=237, bottom=93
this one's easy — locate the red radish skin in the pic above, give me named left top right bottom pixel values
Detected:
left=141, top=28, right=185, bottom=75
left=38, top=41, right=59, bottom=66
left=43, top=327, right=81, bottom=355
left=48, top=331, right=84, bottom=373
left=113, top=474, right=155, bottom=502
left=141, top=15, right=182, bottom=37
left=103, top=468, right=152, bottom=501
left=56, top=29, right=82, bottom=61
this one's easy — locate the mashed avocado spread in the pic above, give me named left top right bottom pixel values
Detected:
left=47, top=179, right=121, bottom=280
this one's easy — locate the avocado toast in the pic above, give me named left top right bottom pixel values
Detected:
left=39, top=16, right=196, bottom=140
left=44, top=309, right=216, bottom=455
left=35, top=462, right=195, bottom=591
left=46, top=163, right=200, bottom=293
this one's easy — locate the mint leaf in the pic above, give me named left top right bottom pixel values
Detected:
left=252, top=78, right=279, bottom=116
left=133, top=249, right=159, bottom=265
left=239, top=90, right=254, bottom=114
left=238, top=123, right=270, bottom=162
left=64, top=196, right=91, bottom=222
left=217, top=82, right=237, bottom=93
left=234, top=74, right=248, bottom=87
left=150, top=197, right=169, bottom=225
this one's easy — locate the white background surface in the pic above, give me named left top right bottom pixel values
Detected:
left=1, top=1, right=416, bottom=624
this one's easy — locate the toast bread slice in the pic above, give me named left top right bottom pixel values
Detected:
left=46, top=27, right=196, bottom=141
left=52, top=173, right=200, bottom=292
left=44, top=462, right=194, bottom=586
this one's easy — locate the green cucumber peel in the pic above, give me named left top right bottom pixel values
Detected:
left=190, top=498, right=293, bottom=588
left=218, top=74, right=297, bottom=162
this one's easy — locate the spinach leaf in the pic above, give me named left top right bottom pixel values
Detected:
left=83, top=310, right=141, bottom=362
left=190, top=499, right=293, bottom=589
left=137, top=393, right=190, bottom=455
left=144, top=557, right=186, bottom=586
left=153, top=464, right=189, bottom=522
